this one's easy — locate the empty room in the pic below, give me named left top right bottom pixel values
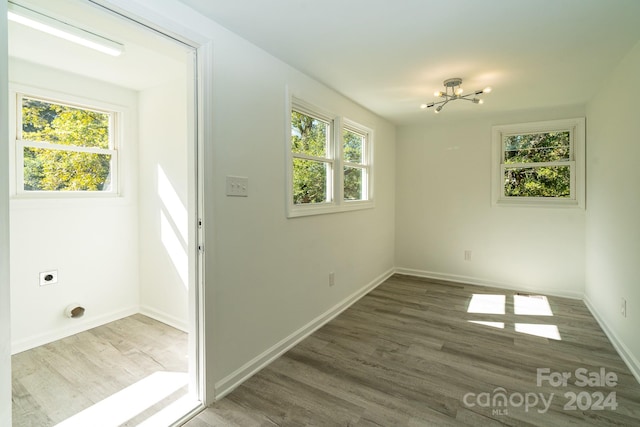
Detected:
left=1, top=0, right=640, bottom=426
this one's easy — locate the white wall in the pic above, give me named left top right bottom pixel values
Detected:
left=206, top=29, right=396, bottom=396
left=395, top=107, right=586, bottom=298
left=138, top=78, right=189, bottom=330
left=8, top=60, right=140, bottom=353
left=1, top=2, right=13, bottom=424
left=585, top=40, right=640, bottom=380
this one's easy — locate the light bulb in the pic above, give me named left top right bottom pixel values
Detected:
left=478, top=99, right=484, bottom=104
left=420, top=103, right=428, bottom=109
left=455, top=87, right=464, bottom=96
left=434, top=91, right=443, bottom=97
left=483, top=86, right=492, bottom=93
left=435, top=106, right=442, bottom=113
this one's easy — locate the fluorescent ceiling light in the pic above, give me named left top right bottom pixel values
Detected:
left=7, top=2, right=124, bottom=57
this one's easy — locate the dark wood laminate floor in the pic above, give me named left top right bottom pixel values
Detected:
left=11, top=314, right=188, bottom=426
left=187, top=274, right=640, bottom=426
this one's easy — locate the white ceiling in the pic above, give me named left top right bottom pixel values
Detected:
left=176, top=0, right=640, bottom=125
left=8, top=0, right=189, bottom=91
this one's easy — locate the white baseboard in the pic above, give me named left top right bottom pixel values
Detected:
left=583, top=296, right=640, bottom=384
left=213, top=267, right=395, bottom=400
left=139, top=305, right=188, bottom=332
left=11, top=306, right=139, bottom=355
left=394, top=267, right=584, bottom=300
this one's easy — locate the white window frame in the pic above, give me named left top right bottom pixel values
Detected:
left=286, top=96, right=374, bottom=218
left=491, top=118, right=585, bottom=208
left=11, top=86, right=120, bottom=198
left=289, top=99, right=335, bottom=210
left=341, top=118, right=373, bottom=205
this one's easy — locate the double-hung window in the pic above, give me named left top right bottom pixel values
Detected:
left=343, top=122, right=371, bottom=202
left=491, top=118, right=585, bottom=207
left=15, top=93, right=118, bottom=195
left=290, top=103, right=334, bottom=205
left=288, top=98, right=373, bottom=217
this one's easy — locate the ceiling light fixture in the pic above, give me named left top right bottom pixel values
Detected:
left=420, top=78, right=491, bottom=113
left=7, top=2, right=124, bottom=57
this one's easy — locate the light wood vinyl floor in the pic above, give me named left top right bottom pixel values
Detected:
left=187, top=274, right=640, bottom=426
left=12, top=314, right=188, bottom=426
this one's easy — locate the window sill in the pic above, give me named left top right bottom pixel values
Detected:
left=13, top=191, right=119, bottom=199
left=493, top=197, right=583, bottom=209
left=9, top=192, right=130, bottom=211
left=287, top=200, right=375, bottom=218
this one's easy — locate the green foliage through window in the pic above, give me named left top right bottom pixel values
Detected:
left=504, top=131, right=569, bottom=164
left=291, top=110, right=330, bottom=204
left=20, top=96, right=114, bottom=192
left=504, top=166, right=570, bottom=197
left=343, top=128, right=366, bottom=200
left=292, top=158, right=328, bottom=204
left=344, top=166, right=363, bottom=200
left=289, top=101, right=372, bottom=213
left=291, top=111, right=328, bottom=157
left=343, top=129, right=363, bottom=163
left=502, top=131, right=571, bottom=198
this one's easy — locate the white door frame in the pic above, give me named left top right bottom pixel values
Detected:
left=1, top=1, right=13, bottom=424
left=86, top=0, right=213, bottom=415
left=2, top=0, right=214, bottom=421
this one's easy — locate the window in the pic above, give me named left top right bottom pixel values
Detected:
left=15, top=93, right=118, bottom=194
left=343, top=122, right=371, bottom=202
left=288, top=98, right=373, bottom=217
left=291, top=105, right=333, bottom=205
left=491, top=118, right=585, bottom=207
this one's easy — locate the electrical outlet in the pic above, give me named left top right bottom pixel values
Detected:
left=329, top=272, right=335, bottom=287
left=464, top=250, right=472, bottom=261
left=39, top=270, right=58, bottom=286
left=621, top=298, right=627, bottom=318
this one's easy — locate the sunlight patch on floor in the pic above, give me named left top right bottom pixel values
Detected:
left=514, top=294, right=553, bottom=316
left=55, top=371, right=188, bottom=427
left=468, top=320, right=505, bottom=329
left=515, top=323, right=561, bottom=340
left=467, top=293, right=562, bottom=340
left=467, top=294, right=506, bottom=314
left=137, top=395, right=202, bottom=427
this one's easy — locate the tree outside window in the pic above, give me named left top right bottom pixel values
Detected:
left=492, top=118, right=585, bottom=208
left=291, top=110, right=331, bottom=205
left=503, top=131, right=570, bottom=198
left=17, top=95, right=117, bottom=193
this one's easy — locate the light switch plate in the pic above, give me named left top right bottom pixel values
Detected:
left=226, top=176, right=248, bottom=197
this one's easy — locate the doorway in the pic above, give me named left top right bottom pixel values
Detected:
left=7, top=0, right=204, bottom=424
